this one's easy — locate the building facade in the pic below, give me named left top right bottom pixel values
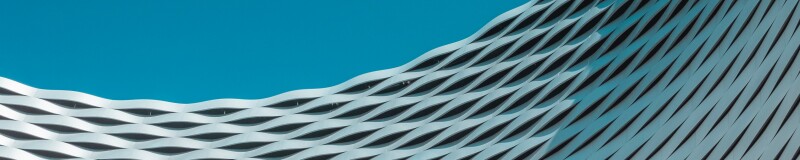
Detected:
left=1, top=0, right=799, bottom=159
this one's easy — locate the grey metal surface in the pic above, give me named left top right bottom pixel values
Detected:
left=0, top=0, right=799, bottom=159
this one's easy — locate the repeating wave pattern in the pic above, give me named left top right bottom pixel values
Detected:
left=2, top=0, right=800, bottom=159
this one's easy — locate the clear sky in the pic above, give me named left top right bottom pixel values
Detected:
left=0, top=0, right=527, bottom=103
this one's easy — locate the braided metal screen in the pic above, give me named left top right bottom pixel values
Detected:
left=1, top=0, right=799, bottom=159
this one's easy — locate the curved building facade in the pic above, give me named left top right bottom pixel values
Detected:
left=1, top=0, right=800, bottom=159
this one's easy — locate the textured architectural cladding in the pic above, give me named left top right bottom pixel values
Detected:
left=1, top=0, right=800, bottom=159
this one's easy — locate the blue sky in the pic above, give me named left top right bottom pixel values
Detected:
left=0, top=0, right=527, bottom=103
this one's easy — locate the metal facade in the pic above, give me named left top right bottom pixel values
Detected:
left=1, top=0, right=799, bottom=159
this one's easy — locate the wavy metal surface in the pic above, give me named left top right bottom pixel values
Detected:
left=1, top=0, right=800, bottom=159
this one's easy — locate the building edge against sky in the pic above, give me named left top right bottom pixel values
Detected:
left=0, top=0, right=529, bottom=103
